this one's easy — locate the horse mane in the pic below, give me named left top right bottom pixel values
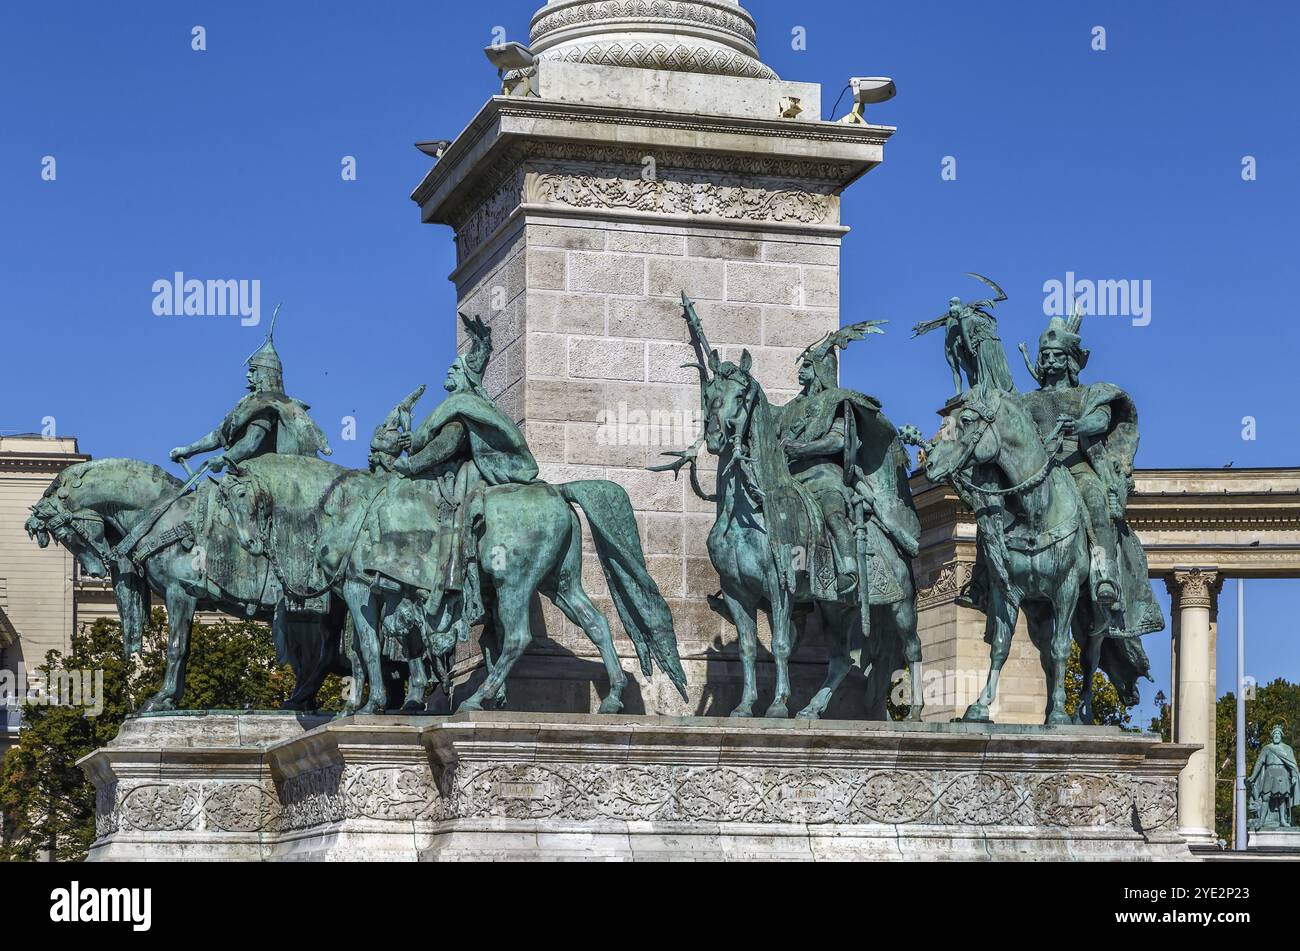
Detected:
left=717, top=362, right=795, bottom=495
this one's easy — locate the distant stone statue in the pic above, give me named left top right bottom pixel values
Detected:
left=1249, top=725, right=1299, bottom=830
left=911, top=273, right=1017, bottom=398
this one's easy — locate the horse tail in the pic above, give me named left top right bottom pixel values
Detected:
left=1097, top=635, right=1151, bottom=707
left=558, top=480, right=688, bottom=700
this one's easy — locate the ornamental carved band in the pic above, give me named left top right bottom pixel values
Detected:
left=1168, top=568, right=1221, bottom=610
left=526, top=171, right=837, bottom=225
left=97, top=764, right=1178, bottom=837
left=531, top=0, right=759, bottom=48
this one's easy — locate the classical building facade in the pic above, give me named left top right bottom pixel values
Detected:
left=0, top=435, right=90, bottom=756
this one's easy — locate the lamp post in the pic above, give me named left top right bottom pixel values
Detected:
left=1234, top=578, right=1247, bottom=851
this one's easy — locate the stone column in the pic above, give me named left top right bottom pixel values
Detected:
left=411, top=0, right=892, bottom=715
left=1166, top=567, right=1222, bottom=846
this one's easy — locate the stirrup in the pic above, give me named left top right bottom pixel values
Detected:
left=1095, top=579, right=1119, bottom=605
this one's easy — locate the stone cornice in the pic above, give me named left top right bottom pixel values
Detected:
left=412, top=94, right=892, bottom=224
left=0, top=451, right=91, bottom=475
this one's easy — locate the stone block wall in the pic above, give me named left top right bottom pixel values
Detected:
left=443, top=163, right=856, bottom=715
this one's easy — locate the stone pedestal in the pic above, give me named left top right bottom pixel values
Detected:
left=78, top=712, right=331, bottom=861
left=83, top=712, right=1198, bottom=861
left=411, top=0, right=892, bottom=715
left=1247, top=828, right=1300, bottom=851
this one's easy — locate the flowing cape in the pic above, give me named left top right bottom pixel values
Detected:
left=410, top=391, right=538, bottom=486
left=1075, top=382, right=1164, bottom=640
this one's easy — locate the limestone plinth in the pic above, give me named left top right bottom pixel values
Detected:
left=83, top=712, right=1198, bottom=861
left=1247, top=828, right=1300, bottom=851
left=412, top=0, right=892, bottom=715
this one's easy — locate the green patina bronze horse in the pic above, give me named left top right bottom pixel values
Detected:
left=218, top=453, right=687, bottom=714
left=912, top=388, right=1097, bottom=724
left=24, top=458, right=376, bottom=713
left=657, top=296, right=922, bottom=720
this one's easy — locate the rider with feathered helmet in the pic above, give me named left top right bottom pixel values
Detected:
left=776, top=321, right=921, bottom=609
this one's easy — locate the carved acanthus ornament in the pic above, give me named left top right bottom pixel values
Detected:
left=1166, top=568, right=1222, bottom=610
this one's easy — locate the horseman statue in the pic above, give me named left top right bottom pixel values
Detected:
left=905, top=281, right=1164, bottom=724
left=777, top=321, right=921, bottom=632
left=1011, top=307, right=1164, bottom=642
left=358, top=314, right=540, bottom=663
left=169, top=306, right=332, bottom=477
left=656, top=294, right=922, bottom=720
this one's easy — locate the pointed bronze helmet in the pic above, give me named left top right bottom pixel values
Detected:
left=245, top=303, right=285, bottom=391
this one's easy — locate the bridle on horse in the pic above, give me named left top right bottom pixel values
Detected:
left=38, top=503, right=116, bottom=570
left=936, top=392, right=1064, bottom=499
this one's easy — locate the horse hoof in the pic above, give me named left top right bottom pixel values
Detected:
left=1046, top=711, right=1071, bottom=726
left=400, top=700, right=427, bottom=714
left=729, top=706, right=753, bottom=719
left=764, top=704, right=789, bottom=719
left=140, top=697, right=176, bottom=714
left=458, top=699, right=484, bottom=713
left=794, top=707, right=821, bottom=721
left=597, top=696, right=624, bottom=714
left=960, top=703, right=991, bottom=723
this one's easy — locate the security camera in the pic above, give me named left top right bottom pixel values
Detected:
left=415, top=139, right=452, bottom=160
left=483, top=41, right=534, bottom=73
left=840, top=77, right=896, bottom=124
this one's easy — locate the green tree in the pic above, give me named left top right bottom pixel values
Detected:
left=1064, top=639, right=1131, bottom=728
left=0, top=612, right=340, bottom=861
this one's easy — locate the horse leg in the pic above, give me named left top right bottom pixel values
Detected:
left=892, top=595, right=925, bottom=722
left=549, top=512, right=627, bottom=713
left=796, top=604, right=851, bottom=720
left=962, top=587, right=1018, bottom=723
left=764, top=584, right=794, bottom=719
left=721, top=586, right=759, bottom=718
left=141, top=585, right=196, bottom=713
left=1071, top=597, right=1105, bottom=725
left=459, top=588, right=532, bottom=711
left=1046, top=578, right=1083, bottom=726
left=342, top=578, right=387, bottom=715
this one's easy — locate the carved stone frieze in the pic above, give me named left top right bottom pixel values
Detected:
left=917, top=560, right=975, bottom=611
left=525, top=169, right=837, bottom=224
left=450, top=762, right=1176, bottom=830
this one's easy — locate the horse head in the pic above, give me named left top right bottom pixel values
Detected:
left=923, top=389, right=1004, bottom=486
left=216, top=468, right=269, bottom=556
left=26, top=462, right=115, bottom=578
left=702, top=350, right=762, bottom=456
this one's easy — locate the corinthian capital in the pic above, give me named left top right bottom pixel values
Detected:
left=1165, top=568, right=1222, bottom=610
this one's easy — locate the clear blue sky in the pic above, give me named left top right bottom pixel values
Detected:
left=2, top=1, right=1296, bottom=724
